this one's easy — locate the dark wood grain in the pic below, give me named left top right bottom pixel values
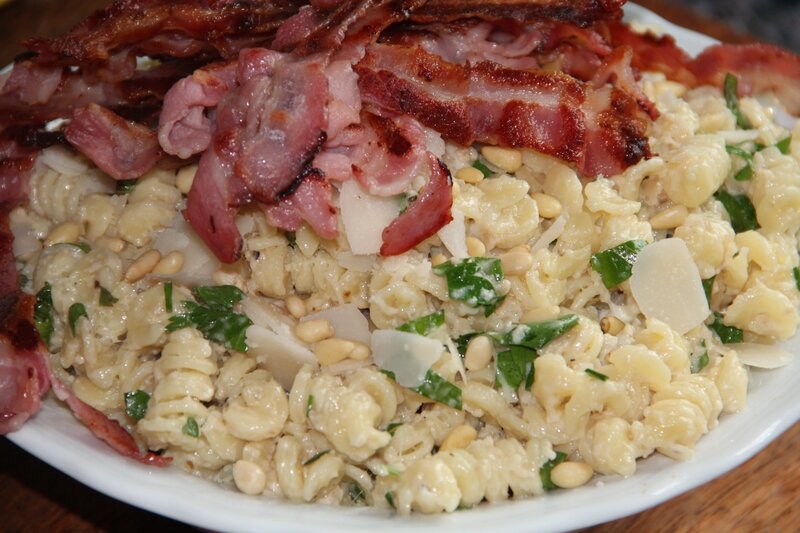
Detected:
left=0, top=1, right=797, bottom=531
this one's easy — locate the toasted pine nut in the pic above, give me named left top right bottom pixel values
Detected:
left=125, top=250, right=161, bottom=282
left=481, top=146, right=523, bottom=173
left=600, top=316, right=624, bottom=335
left=176, top=165, right=198, bottom=195
left=96, top=236, right=125, bottom=253
left=431, top=253, right=448, bottom=267
left=44, top=221, right=81, bottom=246
left=466, top=236, right=486, bottom=257
left=314, top=337, right=355, bottom=365
left=464, top=335, right=493, bottom=371
left=500, top=249, right=533, bottom=276
left=649, top=205, right=688, bottom=230
left=532, top=192, right=563, bottom=219
left=349, top=341, right=371, bottom=361
left=439, top=424, right=477, bottom=452
left=296, top=318, right=334, bottom=344
left=152, top=251, right=184, bottom=275
left=285, top=295, right=307, bottom=319
left=232, top=460, right=267, bottom=495
left=456, top=166, right=485, bottom=184
left=550, top=461, right=593, bottom=489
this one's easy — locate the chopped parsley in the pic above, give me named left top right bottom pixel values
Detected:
left=385, top=491, right=396, bottom=509
left=540, top=451, right=568, bottom=491
left=590, top=240, right=647, bottom=289
left=691, top=341, right=709, bottom=373
left=306, top=394, right=314, bottom=417
left=708, top=312, right=743, bottom=344
left=67, top=242, right=91, bottom=254
left=397, top=310, right=445, bottom=336
left=182, top=417, right=200, bottom=438
left=725, top=144, right=754, bottom=181
left=794, top=267, right=800, bottom=292
left=167, top=285, right=253, bottom=352
left=714, top=190, right=758, bottom=233
left=68, top=302, right=88, bottom=335
left=99, top=286, right=118, bottom=307
left=124, top=390, right=150, bottom=420
left=348, top=484, right=366, bottom=504
left=115, top=179, right=138, bottom=195
left=164, top=282, right=173, bottom=313
left=585, top=368, right=609, bottom=381
left=472, top=159, right=493, bottom=178
left=34, top=282, right=55, bottom=347
left=385, top=422, right=403, bottom=436
left=702, top=276, right=715, bottom=305
left=776, top=135, right=792, bottom=155
left=723, top=73, right=752, bottom=130
left=303, top=450, right=330, bottom=466
left=495, top=345, right=537, bottom=391
left=433, top=257, right=505, bottom=316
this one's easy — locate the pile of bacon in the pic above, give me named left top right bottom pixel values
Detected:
left=2, top=0, right=799, bottom=464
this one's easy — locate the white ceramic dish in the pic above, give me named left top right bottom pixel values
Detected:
left=7, top=4, right=800, bottom=532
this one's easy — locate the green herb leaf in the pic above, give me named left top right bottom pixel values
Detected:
left=99, top=286, right=118, bottom=307
left=182, top=417, right=200, bottom=438
left=348, top=483, right=366, bottom=504
left=34, top=282, right=55, bottom=347
left=116, top=179, right=138, bottom=195
left=590, top=240, right=647, bottom=289
left=124, top=390, right=150, bottom=420
left=690, top=341, right=709, bottom=373
left=385, top=422, right=403, bottom=436
left=585, top=368, right=609, bottom=381
left=709, top=312, right=743, bottom=344
left=702, top=276, right=715, bottom=305
left=495, top=345, right=537, bottom=391
left=384, top=369, right=462, bottom=410
left=724, top=73, right=752, bottom=130
left=714, top=190, right=758, bottom=233
left=454, top=332, right=478, bottom=356
left=306, top=394, right=314, bottom=417
left=725, top=144, right=754, bottom=162
left=473, top=159, right=493, bottom=178
left=303, top=450, right=330, bottom=466
left=68, top=302, right=88, bottom=335
left=434, top=257, right=505, bottom=316
left=489, top=315, right=579, bottom=351
left=540, top=451, right=568, bottom=491
left=385, top=491, right=396, bottom=509
left=776, top=136, right=792, bottom=155
left=166, top=285, right=253, bottom=351
left=733, top=163, right=754, bottom=181
left=164, top=282, right=173, bottom=313
left=794, top=267, right=800, bottom=292
left=397, top=310, right=445, bottom=336
left=67, top=242, right=91, bottom=254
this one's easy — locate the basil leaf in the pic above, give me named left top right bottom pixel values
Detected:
left=691, top=341, right=709, bottom=373
left=124, top=390, right=150, bottom=420
left=34, top=282, right=55, bottom=347
left=723, top=73, right=752, bottom=130
left=590, top=240, right=647, bottom=289
left=714, top=190, right=758, bottom=233
left=303, top=450, right=330, bottom=466
left=385, top=422, right=403, bottom=436
left=540, top=451, right=568, bottom=491
left=397, top=310, right=445, bottom=336
left=454, top=332, right=478, bottom=356
left=794, top=267, right=800, bottom=292
left=116, top=179, right=138, bottom=195
left=434, top=257, right=505, bottom=316
left=385, top=491, right=396, bottom=509
left=725, top=143, right=755, bottom=180
left=725, top=144, right=754, bottom=162
left=776, top=136, right=792, bottom=155
left=384, top=369, right=462, bottom=410
left=182, top=417, right=200, bottom=438
left=495, top=345, right=537, bottom=391
left=68, top=242, right=91, bottom=254
left=709, top=312, right=743, bottom=344
left=489, top=315, right=579, bottom=351
left=99, top=286, right=118, bottom=307
left=193, top=285, right=245, bottom=309
left=702, top=277, right=715, bottom=305
left=585, top=368, right=609, bottom=381
left=473, top=159, right=493, bottom=178
left=68, top=302, right=88, bottom=335
left=733, top=163, right=753, bottom=181
left=164, top=282, right=173, bottom=313
left=166, top=285, right=253, bottom=352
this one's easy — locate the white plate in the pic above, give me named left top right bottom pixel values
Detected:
left=7, top=4, right=800, bottom=532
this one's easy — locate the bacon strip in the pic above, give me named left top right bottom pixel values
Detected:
left=263, top=170, right=338, bottom=239
left=410, top=0, right=625, bottom=26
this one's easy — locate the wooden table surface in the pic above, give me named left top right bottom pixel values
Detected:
left=0, top=1, right=797, bottom=532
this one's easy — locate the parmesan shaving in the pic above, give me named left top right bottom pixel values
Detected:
left=339, top=180, right=399, bottom=255
left=437, top=208, right=468, bottom=259
left=371, top=330, right=444, bottom=388
left=530, top=215, right=567, bottom=253
left=734, top=343, right=792, bottom=369
left=302, top=303, right=371, bottom=345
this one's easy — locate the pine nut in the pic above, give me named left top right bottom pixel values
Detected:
left=456, top=166, right=485, bottom=184
left=176, top=165, right=198, bottom=194
left=314, top=337, right=355, bottom=365
left=466, top=236, right=486, bottom=257
left=232, top=460, right=267, bottom=495
left=296, top=318, right=334, bottom=344
left=532, top=193, right=563, bottom=219
left=550, top=461, right=593, bottom=489
left=285, top=295, right=307, bottom=319
left=500, top=248, right=533, bottom=276
left=600, top=316, right=624, bottom=335
left=439, top=424, right=477, bottom=452
left=349, top=341, right=371, bottom=361
left=125, top=250, right=161, bottom=282
left=96, top=236, right=125, bottom=253
left=152, top=251, right=184, bottom=275
left=44, top=221, right=81, bottom=246
left=464, top=335, right=493, bottom=371
left=481, top=146, right=523, bottom=173
left=649, top=205, right=688, bottom=230
left=431, top=253, right=448, bottom=267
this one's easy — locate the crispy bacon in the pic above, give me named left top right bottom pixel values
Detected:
left=65, top=104, right=161, bottom=180
left=410, top=0, right=625, bottom=26
left=263, top=169, right=338, bottom=238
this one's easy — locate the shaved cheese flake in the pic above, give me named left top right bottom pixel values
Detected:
left=336, top=251, right=375, bottom=272
left=153, top=216, right=219, bottom=284
left=437, top=208, right=468, bottom=259
left=530, top=215, right=567, bottom=253
left=733, top=342, right=792, bottom=369
left=302, top=303, right=371, bottom=345
left=630, top=238, right=709, bottom=334
left=246, top=324, right=317, bottom=390
left=340, top=180, right=399, bottom=255
left=242, top=296, right=295, bottom=338
left=371, top=330, right=444, bottom=388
